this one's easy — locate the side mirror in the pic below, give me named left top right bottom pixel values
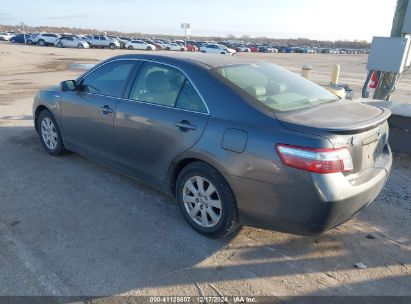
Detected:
left=60, top=80, right=77, bottom=91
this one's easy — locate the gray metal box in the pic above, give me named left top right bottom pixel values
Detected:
left=403, top=2, right=411, bottom=33
left=367, top=37, right=410, bottom=73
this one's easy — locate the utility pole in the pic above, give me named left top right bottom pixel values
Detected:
left=373, top=0, right=409, bottom=100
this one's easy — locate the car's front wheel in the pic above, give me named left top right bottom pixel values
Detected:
left=176, top=162, right=239, bottom=238
left=37, top=110, right=65, bottom=156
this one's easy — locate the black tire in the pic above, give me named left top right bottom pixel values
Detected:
left=57, top=42, right=63, bottom=48
left=77, top=44, right=84, bottom=48
left=38, top=39, right=45, bottom=46
left=146, top=46, right=151, bottom=51
left=128, top=45, right=134, bottom=50
left=37, top=110, right=66, bottom=156
left=27, top=40, right=32, bottom=45
left=165, top=47, right=170, bottom=51
left=176, top=161, right=240, bottom=238
left=109, top=43, right=115, bottom=50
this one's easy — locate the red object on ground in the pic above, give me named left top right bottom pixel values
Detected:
left=369, top=71, right=379, bottom=89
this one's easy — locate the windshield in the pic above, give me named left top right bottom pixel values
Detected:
left=213, top=63, right=339, bottom=112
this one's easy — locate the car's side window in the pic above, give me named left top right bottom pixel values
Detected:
left=79, top=60, right=135, bottom=98
left=128, top=62, right=207, bottom=113
left=129, top=62, right=186, bottom=107
left=175, top=80, right=207, bottom=113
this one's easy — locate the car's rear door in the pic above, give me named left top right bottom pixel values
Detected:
left=60, top=59, right=138, bottom=162
left=114, top=61, right=210, bottom=184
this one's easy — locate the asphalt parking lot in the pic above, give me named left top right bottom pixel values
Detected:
left=0, top=42, right=410, bottom=298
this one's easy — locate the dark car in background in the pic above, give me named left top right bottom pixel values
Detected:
left=32, top=53, right=392, bottom=238
left=10, top=34, right=30, bottom=44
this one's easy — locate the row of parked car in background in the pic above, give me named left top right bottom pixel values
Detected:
left=0, top=31, right=370, bottom=55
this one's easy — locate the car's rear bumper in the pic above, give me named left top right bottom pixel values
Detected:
left=230, top=146, right=392, bottom=235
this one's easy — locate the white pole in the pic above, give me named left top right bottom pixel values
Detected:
left=22, top=22, right=26, bottom=44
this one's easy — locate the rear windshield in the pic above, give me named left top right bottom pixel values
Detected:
left=213, top=63, right=339, bottom=112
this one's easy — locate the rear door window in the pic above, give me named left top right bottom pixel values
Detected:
left=129, top=62, right=186, bottom=107
left=129, top=62, right=207, bottom=113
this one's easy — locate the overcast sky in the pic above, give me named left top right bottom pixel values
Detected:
left=1, top=0, right=397, bottom=41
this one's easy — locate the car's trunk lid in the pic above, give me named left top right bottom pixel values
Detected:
left=275, top=100, right=390, bottom=133
left=275, top=100, right=391, bottom=174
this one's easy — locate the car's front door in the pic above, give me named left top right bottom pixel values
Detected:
left=93, top=35, right=102, bottom=46
left=65, top=37, right=74, bottom=47
left=114, top=61, right=210, bottom=184
left=60, top=60, right=137, bottom=161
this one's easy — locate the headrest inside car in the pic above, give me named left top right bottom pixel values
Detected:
left=146, top=71, right=169, bottom=92
left=244, top=86, right=266, bottom=98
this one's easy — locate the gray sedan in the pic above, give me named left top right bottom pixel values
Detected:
left=33, top=53, right=392, bottom=238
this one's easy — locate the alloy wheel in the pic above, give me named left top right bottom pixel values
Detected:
left=41, top=117, right=58, bottom=150
left=183, top=176, right=222, bottom=228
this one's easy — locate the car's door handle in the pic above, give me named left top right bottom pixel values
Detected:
left=175, top=120, right=197, bottom=130
left=101, top=105, right=113, bottom=115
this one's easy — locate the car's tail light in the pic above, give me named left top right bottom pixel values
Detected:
left=275, top=144, right=353, bottom=174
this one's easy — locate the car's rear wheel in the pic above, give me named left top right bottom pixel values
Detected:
left=77, top=44, right=84, bottom=48
left=109, top=43, right=115, bottom=50
left=38, top=39, right=45, bottom=46
left=165, top=47, right=170, bottom=51
left=57, top=42, right=63, bottom=48
left=128, top=45, right=134, bottom=50
left=176, top=162, right=239, bottom=238
left=37, top=110, right=65, bottom=156
left=146, top=46, right=152, bottom=51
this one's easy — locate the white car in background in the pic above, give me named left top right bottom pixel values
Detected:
left=125, top=39, right=156, bottom=50
left=29, top=33, right=61, bottom=46
left=200, top=44, right=236, bottom=55
left=88, top=35, right=121, bottom=49
left=55, top=36, right=90, bottom=48
left=164, top=42, right=186, bottom=51
left=0, top=32, right=15, bottom=41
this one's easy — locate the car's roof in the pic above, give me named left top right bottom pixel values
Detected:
left=112, top=53, right=263, bottom=69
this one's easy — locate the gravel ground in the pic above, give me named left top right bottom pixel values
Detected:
left=0, top=42, right=410, bottom=299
